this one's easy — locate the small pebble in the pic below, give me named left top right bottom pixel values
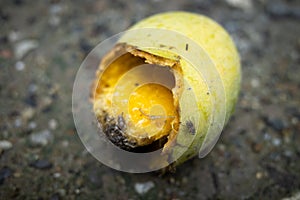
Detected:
left=272, top=138, right=282, bottom=147
left=28, top=121, right=37, bottom=130
left=61, top=140, right=69, bottom=147
left=13, top=172, right=21, bottom=178
left=22, top=107, right=35, bottom=121
left=58, top=189, right=66, bottom=197
left=291, top=117, right=298, bottom=125
left=0, top=140, right=13, bottom=150
left=263, top=132, right=271, bottom=141
left=0, top=167, right=12, bottom=185
left=50, top=193, right=60, bottom=200
left=49, top=4, right=63, bottom=15
left=79, top=39, right=92, bottom=55
left=30, top=159, right=53, bottom=169
left=25, top=93, right=37, bottom=107
left=134, top=181, right=155, bottom=195
left=256, top=172, right=263, bottom=179
left=0, top=49, right=12, bottom=59
left=14, top=39, right=39, bottom=59
left=40, top=96, right=53, bottom=110
left=181, top=177, right=188, bottom=185
left=225, top=0, right=253, bottom=10
left=266, top=0, right=300, bottom=19
left=265, top=117, right=285, bottom=131
left=88, top=170, right=102, bottom=188
left=53, top=172, right=61, bottom=178
left=178, top=191, right=186, bottom=197
left=28, top=83, right=38, bottom=93
left=218, top=144, right=226, bottom=152
left=169, top=177, right=175, bottom=184
left=250, top=78, right=260, bottom=88
left=14, top=118, right=22, bottom=127
left=49, top=16, right=61, bottom=26
left=8, top=30, right=21, bottom=42
left=75, top=188, right=80, bottom=194
left=29, top=129, right=53, bottom=146
left=48, top=119, right=58, bottom=130
left=251, top=142, right=263, bottom=153
left=284, top=150, right=293, bottom=157
left=49, top=84, right=59, bottom=97
left=15, top=61, right=25, bottom=71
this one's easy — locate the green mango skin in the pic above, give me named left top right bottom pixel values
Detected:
left=119, top=11, right=241, bottom=167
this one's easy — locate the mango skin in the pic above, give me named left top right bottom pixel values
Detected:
left=120, top=11, right=241, bottom=167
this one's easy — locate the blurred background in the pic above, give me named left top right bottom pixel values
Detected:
left=0, top=0, right=299, bottom=199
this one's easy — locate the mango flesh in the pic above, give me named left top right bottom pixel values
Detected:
left=93, top=49, right=180, bottom=147
left=128, top=83, right=178, bottom=139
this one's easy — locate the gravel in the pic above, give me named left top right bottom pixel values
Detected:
left=264, top=117, right=286, bottom=131
left=134, top=181, right=155, bottom=195
left=0, top=140, right=13, bottom=151
left=15, top=61, right=25, bottom=71
left=0, top=167, right=13, bottom=185
left=48, top=119, right=58, bottom=130
left=29, top=159, right=53, bottom=170
left=29, top=129, right=53, bottom=146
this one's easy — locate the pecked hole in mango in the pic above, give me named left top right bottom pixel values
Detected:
left=92, top=44, right=182, bottom=151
